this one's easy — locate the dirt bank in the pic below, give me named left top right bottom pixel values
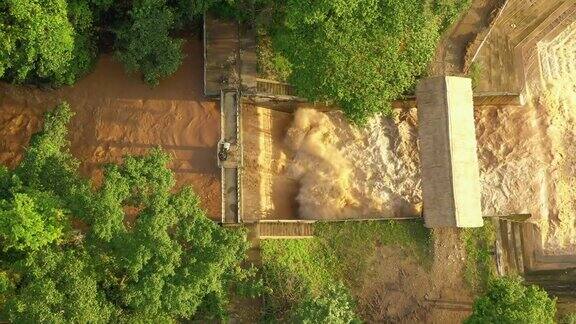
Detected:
left=0, top=39, right=221, bottom=220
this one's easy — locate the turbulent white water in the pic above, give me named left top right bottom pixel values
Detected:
left=285, top=108, right=422, bottom=220
left=478, top=23, right=576, bottom=254
left=526, top=23, right=576, bottom=253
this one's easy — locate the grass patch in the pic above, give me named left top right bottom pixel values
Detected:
left=461, top=220, right=497, bottom=293
left=468, top=62, right=483, bottom=89
left=256, top=32, right=292, bottom=82
left=315, top=219, right=434, bottom=275
left=260, top=219, right=433, bottom=321
left=260, top=238, right=339, bottom=321
left=560, top=313, right=576, bottom=324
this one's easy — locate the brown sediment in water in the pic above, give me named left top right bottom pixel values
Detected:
left=242, top=103, right=422, bottom=221
left=476, top=22, right=576, bottom=254
left=242, top=105, right=299, bottom=220
left=285, top=108, right=422, bottom=220
left=0, top=39, right=222, bottom=220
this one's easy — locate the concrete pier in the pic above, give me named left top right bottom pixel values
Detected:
left=416, top=76, right=483, bottom=228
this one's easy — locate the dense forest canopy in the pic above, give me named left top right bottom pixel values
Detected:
left=0, top=0, right=197, bottom=86
left=0, top=2, right=569, bottom=323
left=0, top=103, right=250, bottom=322
left=0, top=0, right=471, bottom=122
left=269, top=0, right=471, bottom=123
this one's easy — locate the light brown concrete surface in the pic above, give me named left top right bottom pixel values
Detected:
left=417, top=76, right=483, bottom=228
left=219, top=90, right=242, bottom=223
left=474, top=0, right=575, bottom=94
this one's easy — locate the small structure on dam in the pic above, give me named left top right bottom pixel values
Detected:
left=416, top=76, right=483, bottom=228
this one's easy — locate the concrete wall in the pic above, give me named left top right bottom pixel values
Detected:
left=417, top=76, right=483, bottom=228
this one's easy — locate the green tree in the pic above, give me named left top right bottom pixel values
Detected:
left=465, top=276, right=557, bottom=324
left=13, top=103, right=94, bottom=223
left=0, top=0, right=190, bottom=87
left=291, top=283, right=360, bottom=324
left=0, top=103, right=250, bottom=321
left=0, top=0, right=75, bottom=84
left=270, top=0, right=468, bottom=124
left=2, top=248, right=113, bottom=323
left=88, top=149, right=250, bottom=321
left=0, top=191, right=68, bottom=251
left=115, top=0, right=184, bottom=85
left=57, top=0, right=99, bottom=85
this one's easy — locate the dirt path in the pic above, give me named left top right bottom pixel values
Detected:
left=431, top=0, right=503, bottom=75
left=0, top=38, right=222, bottom=220
left=355, top=229, right=473, bottom=323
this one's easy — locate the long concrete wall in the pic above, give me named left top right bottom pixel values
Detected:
left=220, top=90, right=243, bottom=223
left=417, top=76, right=483, bottom=228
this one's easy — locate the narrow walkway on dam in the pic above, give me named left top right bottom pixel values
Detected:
left=219, top=90, right=242, bottom=223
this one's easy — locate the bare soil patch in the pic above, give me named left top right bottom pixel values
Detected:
left=355, top=229, right=473, bottom=323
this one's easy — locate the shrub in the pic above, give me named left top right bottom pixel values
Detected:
left=291, top=283, right=361, bottom=324
left=432, top=0, right=472, bottom=31
left=465, top=276, right=557, bottom=324
left=561, top=313, right=576, bottom=324
left=256, top=33, right=292, bottom=82
left=468, top=62, right=483, bottom=90
left=115, top=0, right=184, bottom=85
left=461, top=220, right=496, bottom=292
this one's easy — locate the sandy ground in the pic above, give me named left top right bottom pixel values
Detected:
left=0, top=39, right=222, bottom=220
